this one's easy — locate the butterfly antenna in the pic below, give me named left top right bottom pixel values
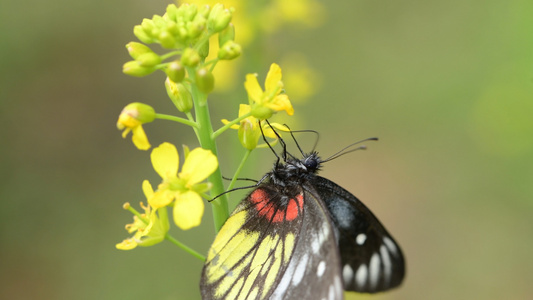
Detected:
left=210, top=173, right=269, bottom=202
left=285, top=124, right=305, bottom=157
left=260, top=120, right=281, bottom=163
left=287, top=128, right=320, bottom=154
left=322, top=137, right=379, bottom=162
left=264, top=119, right=290, bottom=162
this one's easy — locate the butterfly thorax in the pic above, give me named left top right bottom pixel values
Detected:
left=267, top=152, right=322, bottom=188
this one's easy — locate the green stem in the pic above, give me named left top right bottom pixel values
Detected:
left=160, top=51, right=181, bottom=61
left=156, top=113, right=198, bottom=128
left=185, top=111, right=200, bottom=140
left=165, top=234, right=205, bottom=261
left=189, top=69, right=229, bottom=232
left=212, top=111, right=252, bottom=139
left=228, top=149, right=252, bottom=191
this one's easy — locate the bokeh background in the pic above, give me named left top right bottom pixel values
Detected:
left=1, top=0, right=532, bottom=299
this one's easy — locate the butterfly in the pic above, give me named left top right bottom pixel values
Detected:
left=200, top=126, right=405, bottom=299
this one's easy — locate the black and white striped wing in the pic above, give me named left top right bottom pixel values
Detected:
left=311, top=176, right=406, bottom=293
left=201, top=184, right=344, bottom=300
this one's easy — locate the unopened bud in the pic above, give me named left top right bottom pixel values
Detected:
left=181, top=48, right=201, bottom=67
left=238, top=118, right=260, bottom=150
left=165, top=78, right=193, bottom=113
left=123, top=61, right=156, bottom=77
left=119, top=102, right=156, bottom=125
left=133, top=25, right=153, bottom=44
left=207, top=4, right=232, bottom=33
left=218, top=41, right=241, bottom=60
left=198, top=39, right=210, bottom=59
left=195, top=68, right=215, bottom=93
left=136, top=52, right=161, bottom=67
left=159, top=31, right=176, bottom=49
left=166, top=4, right=179, bottom=21
left=166, top=61, right=186, bottom=83
left=181, top=3, right=198, bottom=21
left=126, top=42, right=153, bottom=59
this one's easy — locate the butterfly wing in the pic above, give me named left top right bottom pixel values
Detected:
left=310, top=176, right=406, bottom=293
left=200, top=183, right=343, bottom=300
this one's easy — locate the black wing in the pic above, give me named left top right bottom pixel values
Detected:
left=310, top=176, right=406, bottom=293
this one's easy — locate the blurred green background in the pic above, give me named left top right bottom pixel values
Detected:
left=1, top=0, right=532, bottom=299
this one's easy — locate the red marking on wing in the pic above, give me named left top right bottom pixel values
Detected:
left=250, top=189, right=304, bottom=223
left=285, top=193, right=304, bottom=221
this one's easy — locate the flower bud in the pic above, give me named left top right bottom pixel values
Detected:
left=158, top=30, right=176, bottom=49
left=165, top=78, right=193, bottom=113
left=165, top=4, right=179, bottom=21
left=195, top=68, right=215, bottom=93
left=133, top=25, right=153, bottom=44
left=126, top=42, right=153, bottom=59
left=187, top=15, right=206, bottom=39
left=198, top=39, right=210, bottom=59
left=166, top=61, right=186, bottom=83
left=152, top=15, right=166, bottom=28
left=198, top=5, right=211, bottom=18
left=218, top=41, right=241, bottom=60
left=136, top=52, right=161, bottom=67
left=218, top=23, right=235, bottom=47
left=141, top=18, right=155, bottom=34
left=165, top=21, right=179, bottom=36
left=238, top=118, right=260, bottom=150
left=118, top=102, right=156, bottom=127
left=122, top=61, right=156, bottom=77
left=181, top=3, right=198, bottom=21
left=207, top=4, right=232, bottom=33
left=181, top=48, right=200, bottom=67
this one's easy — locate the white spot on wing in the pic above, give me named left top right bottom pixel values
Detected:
left=342, top=264, right=354, bottom=286
left=328, top=284, right=335, bottom=300
left=311, top=237, right=320, bottom=253
left=317, top=260, right=326, bottom=277
left=369, top=252, right=381, bottom=290
left=292, top=253, right=308, bottom=285
left=383, top=236, right=398, bottom=256
left=355, top=264, right=368, bottom=289
left=274, top=260, right=295, bottom=296
left=380, top=245, right=392, bottom=286
left=334, top=275, right=343, bottom=297
left=356, top=233, right=367, bottom=245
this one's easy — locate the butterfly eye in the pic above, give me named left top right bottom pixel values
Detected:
left=304, top=157, right=318, bottom=170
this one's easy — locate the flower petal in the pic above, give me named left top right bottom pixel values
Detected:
left=151, top=142, right=179, bottom=179
left=131, top=125, right=151, bottom=150
left=268, top=94, right=294, bottom=116
left=180, top=148, right=218, bottom=185
left=173, top=191, right=204, bottom=230
left=116, top=238, right=138, bottom=250
left=244, top=73, right=263, bottom=102
left=142, top=180, right=154, bottom=199
left=238, top=104, right=252, bottom=116
left=265, top=63, right=282, bottom=92
left=262, top=122, right=287, bottom=138
left=221, top=119, right=240, bottom=130
left=149, top=188, right=175, bottom=208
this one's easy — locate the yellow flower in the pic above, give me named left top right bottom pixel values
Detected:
left=146, top=143, right=218, bottom=230
left=245, top=63, right=294, bottom=119
left=116, top=181, right=170, bottom=250
left=222, top=104, right=286, bottom=150
left=116, top=103, right=155, bottom=150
